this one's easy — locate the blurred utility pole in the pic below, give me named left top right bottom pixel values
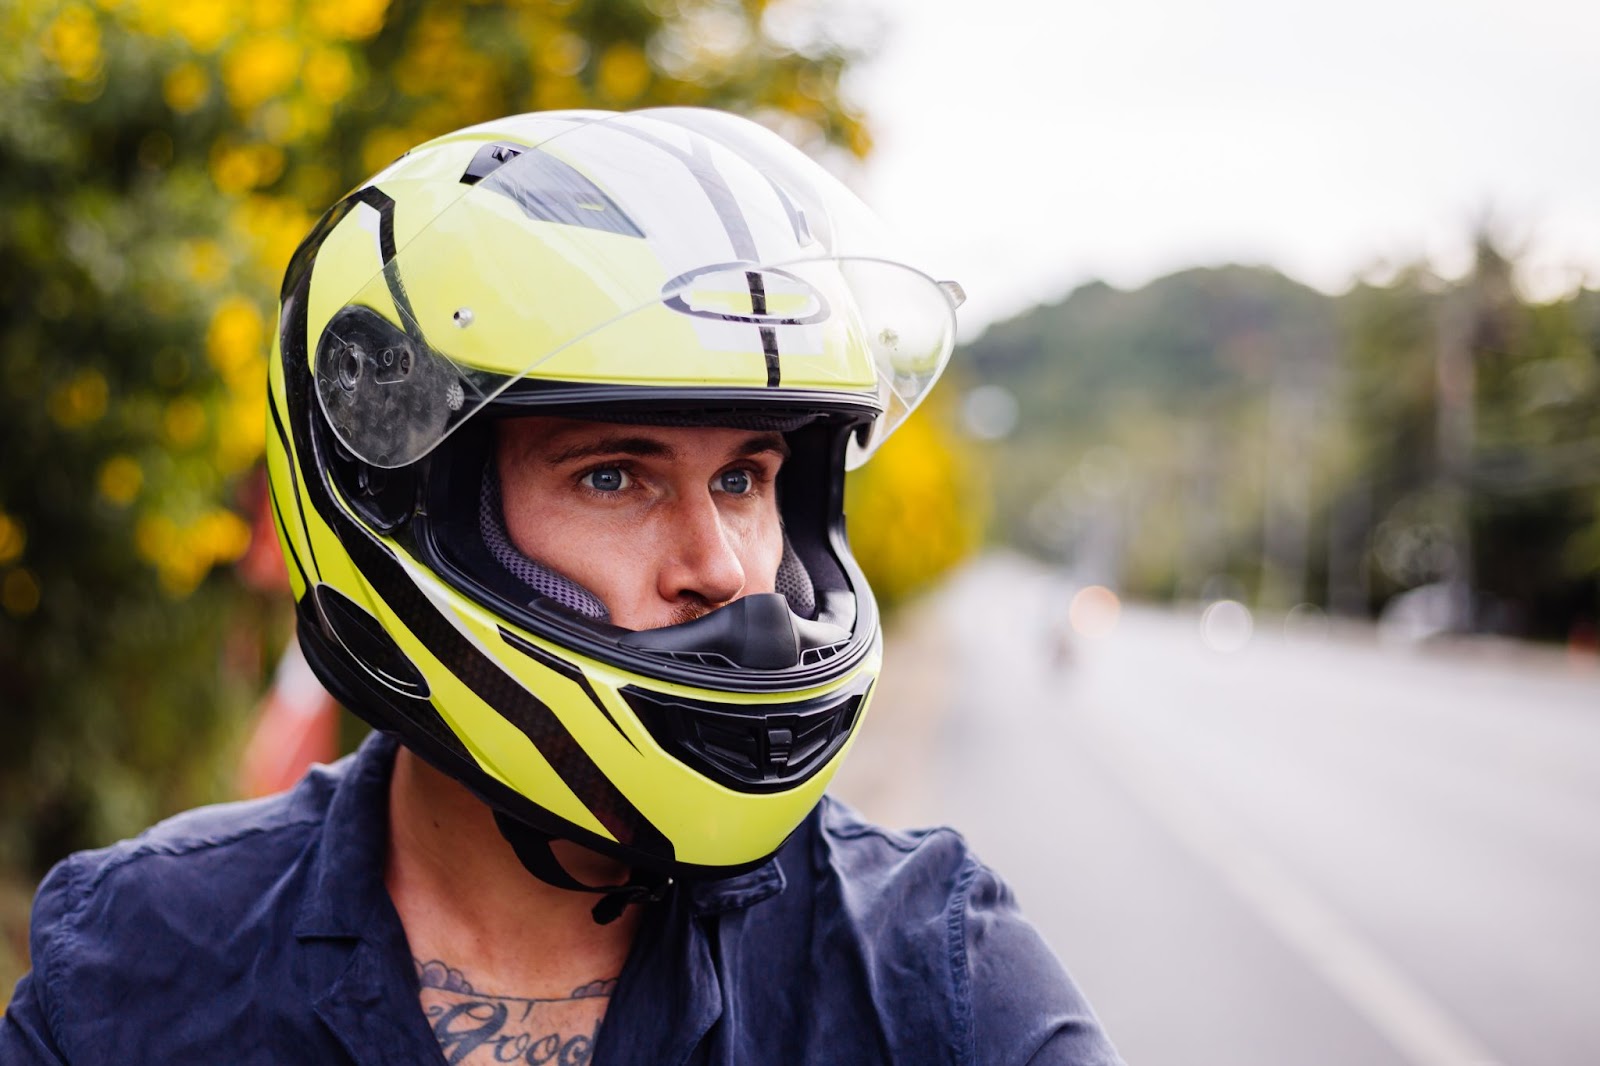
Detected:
left=1326, top=477, right=1372, bottom=617
left=1177, top=418, right=1222, bottom=602
left=1259, top=331, right=1332, bottom=611
left=1434, top=283, right=1477, bottom=632
left=1259, top=380, right=1313, bottom=608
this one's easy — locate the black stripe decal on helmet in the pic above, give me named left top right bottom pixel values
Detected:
left=355, top=529, right=666, bottom=849
left=268, top=387, right=321, bottom=582
left=350, top=186, right=430, bottom=352
left=747, top=270, right=782, bottom=387
left=761, top=327, right=781, bottom=387
left=498, top=627, right=638, bottom=752
left=614, top=125, right=781, bottom=384
left=266, top=476, right=309, bottom=592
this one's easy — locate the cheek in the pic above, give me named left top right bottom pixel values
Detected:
left=727, top=502, right=784, bottom=592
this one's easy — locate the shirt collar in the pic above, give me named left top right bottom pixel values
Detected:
left=293, top=729, right=791, bottom=938
left=685, top=854, right=787, bottom=914
left=293, top=730, right=400, bottom=940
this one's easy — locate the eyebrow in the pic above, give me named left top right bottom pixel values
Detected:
left=543, top=431, right=790, bottom=466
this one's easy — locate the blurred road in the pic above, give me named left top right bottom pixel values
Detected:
left=835, top=553, right=1600, bottom=1066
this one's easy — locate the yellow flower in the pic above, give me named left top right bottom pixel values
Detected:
left=234, top=195, right=312, bottom=281
left=309, top=0, right=389, bottom=41
left=98, top=455, right=144, bottom=505
left=246, top=0, right=290, bottom=32
left=162, top=61, right=210, bottom=113
left=206, top=295, right=264, bottom=380
left=303, top=46, right=354, bottom=106
left=532, top=74, right=586, bottom=113
left=361, top=127, right=417, bottom=178
left=216, top=384, right=266, bottom=474
left=163, top=396, right=208, bottom=447
left=134, top=512, right=177, bottom=563
left=210, top=141, right=283, bottom=194
left=136, top=509, right=252, bottom=597
left=0, top=512, right=25, bottom=566
left=181, top=238, right=229, bottom=285
left=42, top=4, right=102, bottom=82
left=193, top=508, right=252, bottom=564
left=2, top=569, right=41, bottom=618
left=165, top=0, right=235, bottom=53
left=596, top=43, right=650, bottom=105
left=537, top=31, right=588, bottom=78
left=846, top=119, right=873, bottom=160
left=222, top=34, right=300, bottom=112
left=845, top=405, right=985, bottom=609
left=48, top=369, right=109, bottom=429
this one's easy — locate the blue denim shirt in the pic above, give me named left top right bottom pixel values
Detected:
left=2, top=734, right=1121, bottom=1064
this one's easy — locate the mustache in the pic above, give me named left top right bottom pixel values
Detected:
left=666, top=598, right=717, bottom=627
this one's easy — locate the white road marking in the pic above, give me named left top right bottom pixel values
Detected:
left=1080, top=714, right=1503, bottom=1066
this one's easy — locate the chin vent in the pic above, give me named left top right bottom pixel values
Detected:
left=620, top=675, right=873, bottom=793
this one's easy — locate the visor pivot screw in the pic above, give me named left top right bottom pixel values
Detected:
left=336, top=343, right=361, bottom=392
left=445, top=381, right=464, bottom=412
left=452, top=307, right=474, bottom=329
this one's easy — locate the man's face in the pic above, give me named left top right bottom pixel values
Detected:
left=495, top=416, right=788, bottom=631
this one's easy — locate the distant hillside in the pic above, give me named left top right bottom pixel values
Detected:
left=962, top=265, right=1340, bottom=435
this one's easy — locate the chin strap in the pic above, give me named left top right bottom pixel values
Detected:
left=493, top=813, right=673, bottom=925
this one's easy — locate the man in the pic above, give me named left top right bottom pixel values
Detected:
left=2, top=108, right=1121, bottom=1064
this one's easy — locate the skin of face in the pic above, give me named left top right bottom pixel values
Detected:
left=495, top=416, right=788, bottom=631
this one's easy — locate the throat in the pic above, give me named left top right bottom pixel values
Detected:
left=384, top=748, right=644, bottom=1015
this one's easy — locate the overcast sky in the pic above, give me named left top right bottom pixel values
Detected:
left=844, top=0, right=1600, bottom=337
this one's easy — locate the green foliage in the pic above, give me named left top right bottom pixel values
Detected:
left=967, top=251, right=1600, bottom=635
left=0, top=0, right=875, bottom=899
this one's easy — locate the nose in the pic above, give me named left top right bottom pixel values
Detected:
left=656, top=490, right=746, bottom=610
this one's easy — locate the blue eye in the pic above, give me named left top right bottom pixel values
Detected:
left=583, top=467, right=628, bottom=492
left=719, top=469, right=752, bottom=494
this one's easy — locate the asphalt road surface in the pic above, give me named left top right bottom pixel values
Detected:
left=836, top=554, right=1600, bottom=1066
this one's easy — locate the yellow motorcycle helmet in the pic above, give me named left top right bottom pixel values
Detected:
left=265, top=108, right=961, bottom=912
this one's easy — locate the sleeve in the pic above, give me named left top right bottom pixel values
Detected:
left=959, top=858, right=1125, bottom=1066
left=0, top=858, right=80, bottom=1064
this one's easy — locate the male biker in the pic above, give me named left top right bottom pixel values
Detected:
left=1, top=108, right=1122, bottom=1065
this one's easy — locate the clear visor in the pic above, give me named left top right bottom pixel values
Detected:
left=311, top=108, right=961, bottom=470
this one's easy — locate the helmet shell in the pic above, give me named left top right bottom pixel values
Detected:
left=266, top=108, right=955, bottom=878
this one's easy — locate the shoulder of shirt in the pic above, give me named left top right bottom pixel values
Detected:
left=809, top=798, right=1122, bottom=1065
left=34, top=753, right=353, bottom=924
left=811, top=793, right=1009, bottom=912
left=17, top=754, right=368, bottom=1060
left=816, top=793, right=982, bottom=864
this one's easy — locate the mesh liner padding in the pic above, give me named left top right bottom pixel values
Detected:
left=775, top=537, right=816, bottom=619
left=480, top=471, right=611, bottom=621
left=479, top=464, right=817, bottom=622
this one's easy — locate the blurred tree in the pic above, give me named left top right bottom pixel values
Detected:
left=961, top=248, right=1600, bottom=638
left=846, top=398, right=987, bottom=611
left=1333, top=266, right=1446, bottom=612
left=0, top=0, right=953, bottom=918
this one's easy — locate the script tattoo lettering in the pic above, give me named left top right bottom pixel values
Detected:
left=416, top=957, right=617, bottom=1066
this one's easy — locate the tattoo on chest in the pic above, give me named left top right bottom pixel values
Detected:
left=415, top=957, right=617, bottom=1065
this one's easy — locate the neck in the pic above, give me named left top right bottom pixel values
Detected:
left=384, top=747, right=642, bottom=986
